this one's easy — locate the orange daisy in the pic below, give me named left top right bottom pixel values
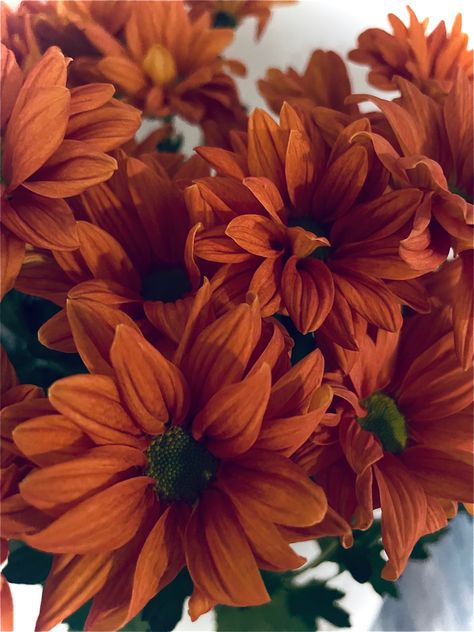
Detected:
left=296, top=307, right=473, bottom=580
left=349, top=6, right=473, bottom=99
left=190, top=106, right=442, bottom=353
left=259, top=49, right=360, bottom=116
left=0, top=44, right=141, bottom=298
left=64, top=0, right=245, bottom=126
left=348, top=74, right=473, bottom=247
left=13, top=294, right=330, bottom=629
left=15, top=152, right=207, bottom=361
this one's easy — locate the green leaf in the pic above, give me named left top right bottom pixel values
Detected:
left=409, top=526, right=449, bottom=560
left=141, top=569, right=193, bottom=632
left=3, top=543, right=53, bottom=585
left=216, top=571, right=349, bottom=631
left=274, top=315, right=316, bottom=364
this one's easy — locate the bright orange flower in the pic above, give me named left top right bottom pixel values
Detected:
left=13, top=295, right=330, bottom=629
left=296, top=307, right=473, bottom=580
left=0, top=44, right=141, bottom=298
left=349, top=6, right=473, bottom=99
left=259, top=50, right=360, bottom=116
left=188, top=0, right=294, bottom=40
left=64, top=0, right=245, bottom=127
left=15, top=152, right=209, bottom=360
left=189, top=106, right=440, bottom=363
left=349, top=77, right=473, bottom=243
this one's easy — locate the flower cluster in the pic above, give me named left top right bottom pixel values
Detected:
left=0, top=2, right=472, bottom=630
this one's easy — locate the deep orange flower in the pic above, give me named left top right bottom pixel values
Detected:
left=13, top=295, right=330, bottom=629
left=349, top=6, right=473, bottom=99
left=296, top=308, right=473, bottom=580
left=15, top=152, right=209, bottom=360
left=65, top=0, right=245, bottom=126
left=188, top=0, right=294, bottom=40
left=190, top=106, right=441, bottom=363
left=259, top=50, right=360, bottom=116
left=349, top=76, right=473, bottom=237
left=0, top=44, right=141, bottom=298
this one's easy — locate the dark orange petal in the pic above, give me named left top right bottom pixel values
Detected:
left=374, top=455, right=427, bottom=580
left=226, top=214, right=286, bottom=258
left=97, top=56, right=147, bottom=96
left=1, top=43, right=23, bottom=128
left=49, top=374, right=144, bottom=447
left=23, top=140, right=117, bottom=198
left=110, top=325, right=189, bottom=432
left=12, top=413, right=94, bottom=467
left=281, top=256, right=334, bottom=334
left=267, top=348, right=324, bottom=418
left=182, top=300, right=261, bottom=407
left=0, top=573, right=13, bottom=632
left=188, top=587, right=216, bottom=622
left=20, top=445, right=145, bottom=512
left=195, top=146, right=247, bottom=179
left=220, top=450, right=327, bottom=527
left=24, top=477, right=152, bottom=554
left=185, top=487, right=269, bottom=606
left=35, top=553, right=113, bottom=632
left=66, top=297, right=140, bottom=375
left=285, top=129, right=315, bottom=214
left=4, top=86, right=70, bottom=190
left=0, top=227, right=25, bottom=299
left=2, top=193, right=78, bottom=250
left=247, top=108, right=287, bottom=195
left=243, top=176, right=286, bottom=224
left=453, top=250, right=473, bottom=370
left=38, top=309, right=76, bottom=353
left=192, top=364, right=271, bottom=458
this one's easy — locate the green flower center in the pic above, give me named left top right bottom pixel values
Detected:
left=288, top=217, right=331, bottom=261
left=141, top=264, right=191, bottom=302
left=213, top=11, right=238, bottom=28
left=146, top=426, right=218, bottom=503
left=357, top=392, right=408, bottom=454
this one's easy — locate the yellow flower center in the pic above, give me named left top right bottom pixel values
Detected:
left=357, top=392, right=408, bottom=454
left=142, top=44, right=178, bottom=86
left=146, top=426, right=218, bottom=503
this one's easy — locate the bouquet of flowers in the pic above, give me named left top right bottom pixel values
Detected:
left=1, top=1, right=472, bottom=630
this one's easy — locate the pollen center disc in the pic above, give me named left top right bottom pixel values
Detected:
left=357, top=391, right=408, bottom=454
left=146, top=426, right=218, bottom=503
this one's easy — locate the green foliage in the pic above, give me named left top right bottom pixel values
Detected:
left=141, top=569, right=193, bottom=632
left=216, top=571, right=350, bottom=631
left=156, top=134, right=183, bottom=153
left=3, top=542, right=52, bottom=585
left=410, top=526, right=449, bottom=560
left=65, top=602, right=92, bottom=631
left=1, top=290, right=86, bottom=389
left=275, top=315, right=316, bottom=364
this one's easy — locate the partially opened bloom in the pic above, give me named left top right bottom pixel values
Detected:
left=259, top=49, right=360, bottom=116
left=0, top=44, right=141, bottom=298
left=297, top=308, right=473, bottom=580
left=349, top=6, right=473, bottom=99
left=13, top=296, right=330, bottom=629
left=190, top=106, right=439, bottom=361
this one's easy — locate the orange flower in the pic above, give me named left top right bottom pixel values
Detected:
left=259, top=50, right=360, bottom=116
left=13, top=295, right=330, bottom=629
left=188, top=0, right=294, bottom=40
left=0, top=44, right=141, bottom=298
left=15, top=152, right=209, bottom=360
left=349, top=77, right=473, bottom=239
left=349, top=6, right=473, bottom=99
left=297, top=307, right=473, bottom=580
left=65, top=0, right=245, bottom=126
left=190, top=106, right=440, bottom=361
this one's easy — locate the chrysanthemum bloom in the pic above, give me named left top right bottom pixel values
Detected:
left=13, top=295, right=330, bottom=629
left=348, top=72, right=473, bottom=365
left=15, top=152, right=208, bottom=360
left=0, top=44, right=141, bottom=298
left=188, top=0, right=293, bottom=40
left=258, top=50, right=360, bottom=116
left=65, top=0, right=245, bottom=126
left=190, top=105, right=441, bottom=352
left=349, top=6, right=473, bottom=99
left=295, top=308, right=473, bottom=580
